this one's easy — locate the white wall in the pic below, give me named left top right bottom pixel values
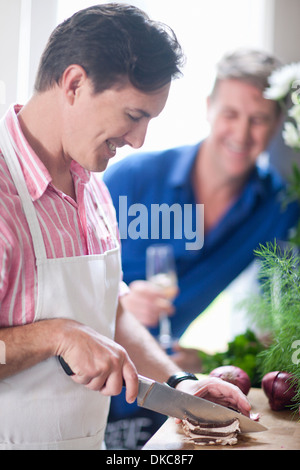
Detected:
left=267, top=0, right=300, bottom=178
left=272, top=0, right=300, bottom=63
left=0, top=0, right=57, bottom=118
left=0, top=0, right=22, bottom=117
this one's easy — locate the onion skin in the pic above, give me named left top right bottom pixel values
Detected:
left=209, top=365, right=251, bottom=395
left=262, top=371, right=297, bottom=411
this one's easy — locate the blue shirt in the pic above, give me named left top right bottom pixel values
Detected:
left=104, top=142, right=300, bottom=338
left=103, top=142, right=300, bottom=449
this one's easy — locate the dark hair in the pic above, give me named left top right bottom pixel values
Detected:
left=34, top=3, right=184, bottom=94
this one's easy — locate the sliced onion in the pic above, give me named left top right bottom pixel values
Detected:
left=209, top=365, right=251, bottom=395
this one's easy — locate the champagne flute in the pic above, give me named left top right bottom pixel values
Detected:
left=146, top=244, right=178, bottom=351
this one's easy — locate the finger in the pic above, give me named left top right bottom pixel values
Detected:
left=155, top=298, right=175, bottom=315
left=97, top=369, right=124, bottom=396
left=171, top=341, right=182, bottom=352
left=214, top=381, right=252, bottom=415
left=72, top=371, right=106, bottom=388
left=122, top=360, right=138, bottom=404
left=196, top=380, right=251, bottom=416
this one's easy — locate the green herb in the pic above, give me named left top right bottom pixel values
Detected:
left=198, top=329, right=265, bottom=386
left=281, top=163, right=300, bottom=245
left=244, top=241, right=300, bottom=412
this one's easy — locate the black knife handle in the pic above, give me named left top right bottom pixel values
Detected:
left=58, top=356, right=127, bottom=387
left=58, top=356, right=74, bottom=376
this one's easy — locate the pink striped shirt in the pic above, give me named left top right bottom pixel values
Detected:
left=0, top=104, right=127, bottom=327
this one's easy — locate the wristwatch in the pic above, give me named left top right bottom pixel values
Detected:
left=166, top=372, right=198, bottom=388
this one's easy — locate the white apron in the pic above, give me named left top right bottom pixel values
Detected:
left=0, top=118, right=121, bottom=450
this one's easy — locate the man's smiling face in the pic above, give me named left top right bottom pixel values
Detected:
left=205, top=79, right=280, bottom=179
left=61, top=72, right=170, bottom=172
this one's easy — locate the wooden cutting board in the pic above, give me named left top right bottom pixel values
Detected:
left=143, top=388, right=300, bottom=450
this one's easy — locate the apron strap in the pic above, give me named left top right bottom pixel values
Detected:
left=0, top=117, right=47, bottom=260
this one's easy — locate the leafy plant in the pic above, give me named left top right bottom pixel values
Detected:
left=198, top=329, right=265, bottom=386
left=245, top=242, right=300, bottom=412
left=252, top=62, right=300, bottom=412
left=282, top=163, right=300, bottom=245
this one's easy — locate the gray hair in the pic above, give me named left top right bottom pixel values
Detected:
left=211, top=48, right=282, bottom=97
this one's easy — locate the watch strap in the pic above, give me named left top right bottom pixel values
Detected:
left=166, top=372, right=198, bottom=388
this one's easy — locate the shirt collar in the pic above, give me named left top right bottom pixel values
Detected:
left=247, top=164, right=276, bottom=200
left=168, top=140, right=273, bottom=202
left=70, top=160, right=91, bottom=184
left=168, top=142, right=201, bottom=188
left=5, top=104, right=90, bottom=201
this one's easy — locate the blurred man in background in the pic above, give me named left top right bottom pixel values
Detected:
left=103, top=49, right=299, bottom=448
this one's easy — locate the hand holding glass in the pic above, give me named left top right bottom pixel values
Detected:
left=146, top=245, right=178, bottom=350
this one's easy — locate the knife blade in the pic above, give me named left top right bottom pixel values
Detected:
left=137, top=375, right=267, bottom=433
left=58, top=358, right=266, bottom=433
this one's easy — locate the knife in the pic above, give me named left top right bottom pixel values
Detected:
left=137, top=374, right=266, bottom=433
left=58, top=357, right=267, bottom=433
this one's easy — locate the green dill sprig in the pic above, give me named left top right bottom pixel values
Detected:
left=245, top=242, right=300, bottom=413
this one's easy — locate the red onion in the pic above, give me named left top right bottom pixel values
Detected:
left=209, top=365, right=251, bottom=395
left=262, top=371, right=297, bottom=411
